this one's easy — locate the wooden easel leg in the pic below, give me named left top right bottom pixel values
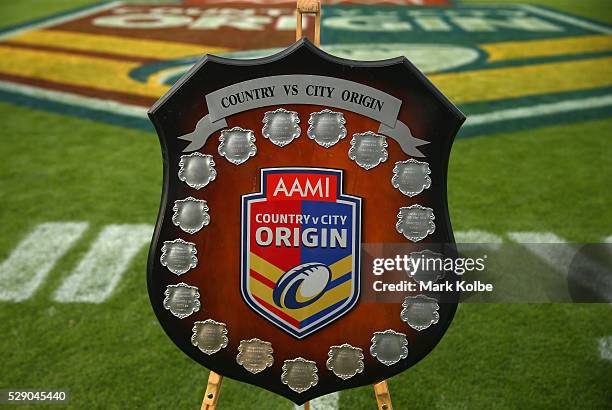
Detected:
left=200, top=372, right=390, bottom=409
left=374, top=380, right=393, bottom=410
left=201, top=371, right=224, bottom=410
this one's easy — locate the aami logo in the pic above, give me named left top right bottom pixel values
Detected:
left=241, top=168, right=361, bottom=338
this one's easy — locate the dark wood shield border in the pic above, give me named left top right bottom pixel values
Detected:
left=148, top=39, right=465, bottom=404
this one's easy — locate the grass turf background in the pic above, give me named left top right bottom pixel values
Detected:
left=0, top=1, right=611, bottom=408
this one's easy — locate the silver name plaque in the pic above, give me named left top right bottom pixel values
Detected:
left=172, top=197, right=210, bottom=234
left=236, top=338, right=274, bottom=374
left=407, top=249, right=445, bottom=284
left=307, top=109, right=347, bottom=148
left=396, top=204, right=436, bottom=242
left=160, top=238, right=197, bottom=276
left=178, top=152, right=217, bottom=189
left=218, top=127, right=257, bottom=165
left=392, top=159, right=432, bottom=197
left=326, top=344, right=364, bottom=380
left=370, top=329, right=408, bottom=366
left=401, top=295, right=440, bottom=332
left=191, top=319, right=228, bottom=355
left=262, top=108, right=301, bottom=147
left=163, top=283, right=200, bottom=319
left=348, top=131, right=388, bottom=170
left=281, top=357, right=319, bottom=393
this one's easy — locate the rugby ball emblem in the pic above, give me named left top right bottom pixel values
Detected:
left=273, top=262, right=332, bottom=309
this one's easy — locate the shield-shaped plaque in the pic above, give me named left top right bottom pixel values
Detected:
left=348, top=131, right=389, bottom=170
left=307, top=109, right=347, bottom=148
left=392, top=158, right=432, bottom=197
left=160, top=238, right=197, bottom=276
left=178, top=152, right=217, bottom=189
left=172, top=197, right=210, bottom=234
left=263, top=108, right=301, bottom=147
left=326, top=344, right=364, bottom=380
left=400, top=295, right=440, bottom=331
left=148, top=39, right=464, bottom=404
left=191, top=319, right=229, bottom=355
left=396, top=204, right=436, bottom=242
left=162, top=283, right=201, bottom=319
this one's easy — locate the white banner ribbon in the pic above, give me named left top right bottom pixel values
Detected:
left=179, top=75, right=428, bottom=157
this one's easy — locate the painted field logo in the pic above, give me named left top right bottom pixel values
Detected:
left=241, top=168, right=361, bottom=338
left=0, top=3, right=610, bottom=137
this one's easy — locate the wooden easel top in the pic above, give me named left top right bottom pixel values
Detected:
left=296, top=0, right=321, bottom=46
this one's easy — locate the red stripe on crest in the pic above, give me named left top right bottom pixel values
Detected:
left=252, top=295, right=301, bottom=328
left=250, top=269, right=276, bottom=289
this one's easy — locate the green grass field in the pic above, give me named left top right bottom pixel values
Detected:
left=0, top=0, right=611, bottom=409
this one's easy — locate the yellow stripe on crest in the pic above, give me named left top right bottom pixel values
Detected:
left=250, top=253, right=284, bottom=283
left=330, top=255, right=352, bottom=280
left=249, top=278, right=352, bottom=322
left=248, top=253, right=354, bottom=321
left=249, top=253, right=352, bottom=284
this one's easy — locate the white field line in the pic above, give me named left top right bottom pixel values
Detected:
left=455, top=230, right=503, bottom=250
left=53, top=224, right=153, bottom=303
left=506, top=232, right=576, bottom=277
left=0, top=2, right=122, bottom=41
left=598, top=336, right=612, bottom=361
left=0, top=226, right=610, bottom=304
left=294, top=393, right=339, bottom=410
left=465, top=95, right=612, bottom=127
left=519, top=4, right=612, bottom=35
left=0, top=222, right=88, bottom=302
left=0, top=81, right=148, bottom=118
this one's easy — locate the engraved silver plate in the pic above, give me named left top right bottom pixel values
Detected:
left=392, top=159, right=432, bottom=197
left=407, top=249, right=444, bottom=284
left=178, top=152, right=217, bottom=189
left=160, top=238, right=197, bottom=276
left=218, top=127, right=257, bottom=165
left=326, top=344, right=364, bottom=380
left=396, top=204, right=436, bottom=242
left=370, top=330, right=408, bottom=366
left=281, top=358, right=319, bottom=393
left=163, top=283, right=200, bottom=319
left=348, top=131, right=388, bottom=170
left=401, top=295, right=440, bottom=331
left=191, top=319, right=228, bottom=355
left=236, top=338, right=274, bottom=374
left=172, top=197, right=210, bottom=234
left=307, top=109, right=347, bottom=148
left=262, top=108, right=301, bottom=147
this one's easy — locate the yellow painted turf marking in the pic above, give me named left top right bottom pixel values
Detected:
left=482, top=35, right=612, bottom=62
left=430, top=56, right=612, bottom=104
left=0, top=45, right=167, bottom=98
left=0, top=45, right=610, bottom=106
left=6, top=29, right=230, bottom=60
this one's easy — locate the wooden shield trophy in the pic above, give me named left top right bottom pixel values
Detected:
left=148, top=1, right=465, bottom=408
